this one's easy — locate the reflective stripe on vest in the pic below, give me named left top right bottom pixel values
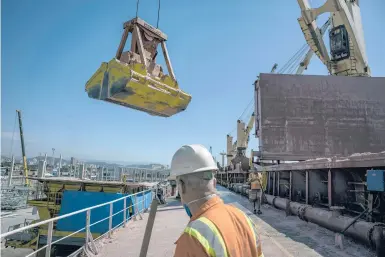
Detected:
left=242, top=213, right=264, bottom=257
left=184, top=217, right=228, bottom=257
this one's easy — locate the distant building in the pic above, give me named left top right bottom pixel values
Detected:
left=71, top=157, right=77, bottom=166
left=148, top=164, right=166, bottom=170
left=28, top=158, right=38, bottom=165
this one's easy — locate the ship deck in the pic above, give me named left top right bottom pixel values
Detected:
left=94, top=186, right=375, bottom=257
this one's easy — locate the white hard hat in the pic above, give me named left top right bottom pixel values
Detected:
left=170, top=144, right=218, bottom=177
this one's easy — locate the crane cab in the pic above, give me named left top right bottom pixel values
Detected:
left=85, top=17, right=192, bottom=117
left=330, top=24, right=350, bottom=61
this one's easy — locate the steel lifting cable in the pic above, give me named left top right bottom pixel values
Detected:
left=135, top=0, right=161, bottom=29
left=294, top=48, right=310, bottom=73
left=227, top=39, right=312, bottom=137
left=295, top=47, right=310, bottom=73
left=228, top=97, right=254, bottom=135
left=278, top=44, right=308, bottom=74
left=285, top=51, right=303, bottom=74
left=287, top=46, right=309, bottom=74
left=285, top=44, right=309, bottom=72
left=283, top=47, right=308, bottom=74
left=156, top=0, right=161, bottom=28
left=9, top=111, right=17, bottom=158
left=228, top=35, right=309, bottom=136
left=244, top=101, right=255, bottom=122
left=135, top=0, right=140, bottom=18
left=229, top=42, right=306, bottom=135
left=228, top=127, right=236, bottom=136
left=278, top=44, right=307, bottom=74
left=239, top=98, right=254, bottom=121
left=247, top=105, right=254, bottom=119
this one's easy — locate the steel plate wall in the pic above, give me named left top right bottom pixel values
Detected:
left=255, top=73, right=385, bottom=161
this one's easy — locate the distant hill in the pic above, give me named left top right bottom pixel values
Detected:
left=84, top=160, right=167, bottom=169
left=1, top=155, right=166, bottom=169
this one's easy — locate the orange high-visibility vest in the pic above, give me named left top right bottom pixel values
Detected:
left=174, top=196, right=264, bottom=257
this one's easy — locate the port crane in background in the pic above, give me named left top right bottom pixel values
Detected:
left=295, top=18, right=331, bottom=74
left=250, top=0, right=372, bottom=165
left=16, top=110, right=29, bottom=186
left=232, top=112, right=256, bottom=171
left=225, top=64, right=278, bottom=172
left=244, top=1, right=385, bottom=256
left=218, top=1, right=385, bottom=255
left=250, top=0, right=372, bottom=164
left=226, top=135, right=237, bottom=169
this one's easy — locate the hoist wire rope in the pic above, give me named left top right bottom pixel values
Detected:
left=278, top=43, right=308, bottom=74
left=295, top=48, right=310, bottom=73
left=239, top=98, right=254, bottom=121
left=228, top=97, right=254, bottom=135
left=293, top=47, right=310, bottom=74
left=135, top=0, right=140, bottom=18
left=227, top=29, right=308, bottom=137
left=229, top=42, right=307, bottom=135
left=228, top=127, right=236, bottom=136
left=135, top=0, right=161, bottom=29
left=9, top=112, right=17, bottom=158
left=279, top=44, right=308, bottom=74
left=284, top=46, right=308, bottom=74
left=287, top=46, right=309, bottom=74
left=245, top=107, right=255, bottom=125
left=156, top=0, right=161, bottom=28
left=245, top=100, right=255, bottom=119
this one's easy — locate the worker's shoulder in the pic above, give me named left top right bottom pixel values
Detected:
left=224, top=202, right=245, bottom=214
left=175, top=227, right=194, bottom=245
left=174, top=228, right=209, bottom=257
left=223, top=203, right=252, bottom=221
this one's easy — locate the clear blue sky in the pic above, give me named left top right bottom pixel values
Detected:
left=2, top=0, right=385, bottom=164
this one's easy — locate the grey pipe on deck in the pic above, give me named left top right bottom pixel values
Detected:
left=265, top=194, right=385, bottom=256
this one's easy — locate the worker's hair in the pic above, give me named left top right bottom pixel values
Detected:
left=177, top=170, right=217, bottom=197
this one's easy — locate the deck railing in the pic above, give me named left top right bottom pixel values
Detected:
left=1, top=189, right=155, bottom=257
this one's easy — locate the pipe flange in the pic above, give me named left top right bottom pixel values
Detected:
left=272, top=197, right=277, bottom=208
left=298, top=205, right=308, bottom=222
left=368, top=223, right=385, bottom=250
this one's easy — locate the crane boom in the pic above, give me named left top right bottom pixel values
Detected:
left=227, top=63, right=276, bottom=169
left=236, top=112, right=255, bottom=151
left=297, top=0, right=370, bottom=76
left=16, top=110, right=29, bottom=185
left=226, top=135, right=236, bottom=166
left=297, top=0, right=330, bottom=65
left=270, top=63, right=278, bottom=73
left=244, top=112, right=255, bottom=149
left=296, top=18, right=331, bottom=74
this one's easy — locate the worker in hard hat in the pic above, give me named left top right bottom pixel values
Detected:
left=171, top=144, right=264, bottom=257
left=248, top=172, right=263, bottom=215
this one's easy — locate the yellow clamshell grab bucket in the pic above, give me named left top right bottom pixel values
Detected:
left=85, top=17, right=192, bottom=117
